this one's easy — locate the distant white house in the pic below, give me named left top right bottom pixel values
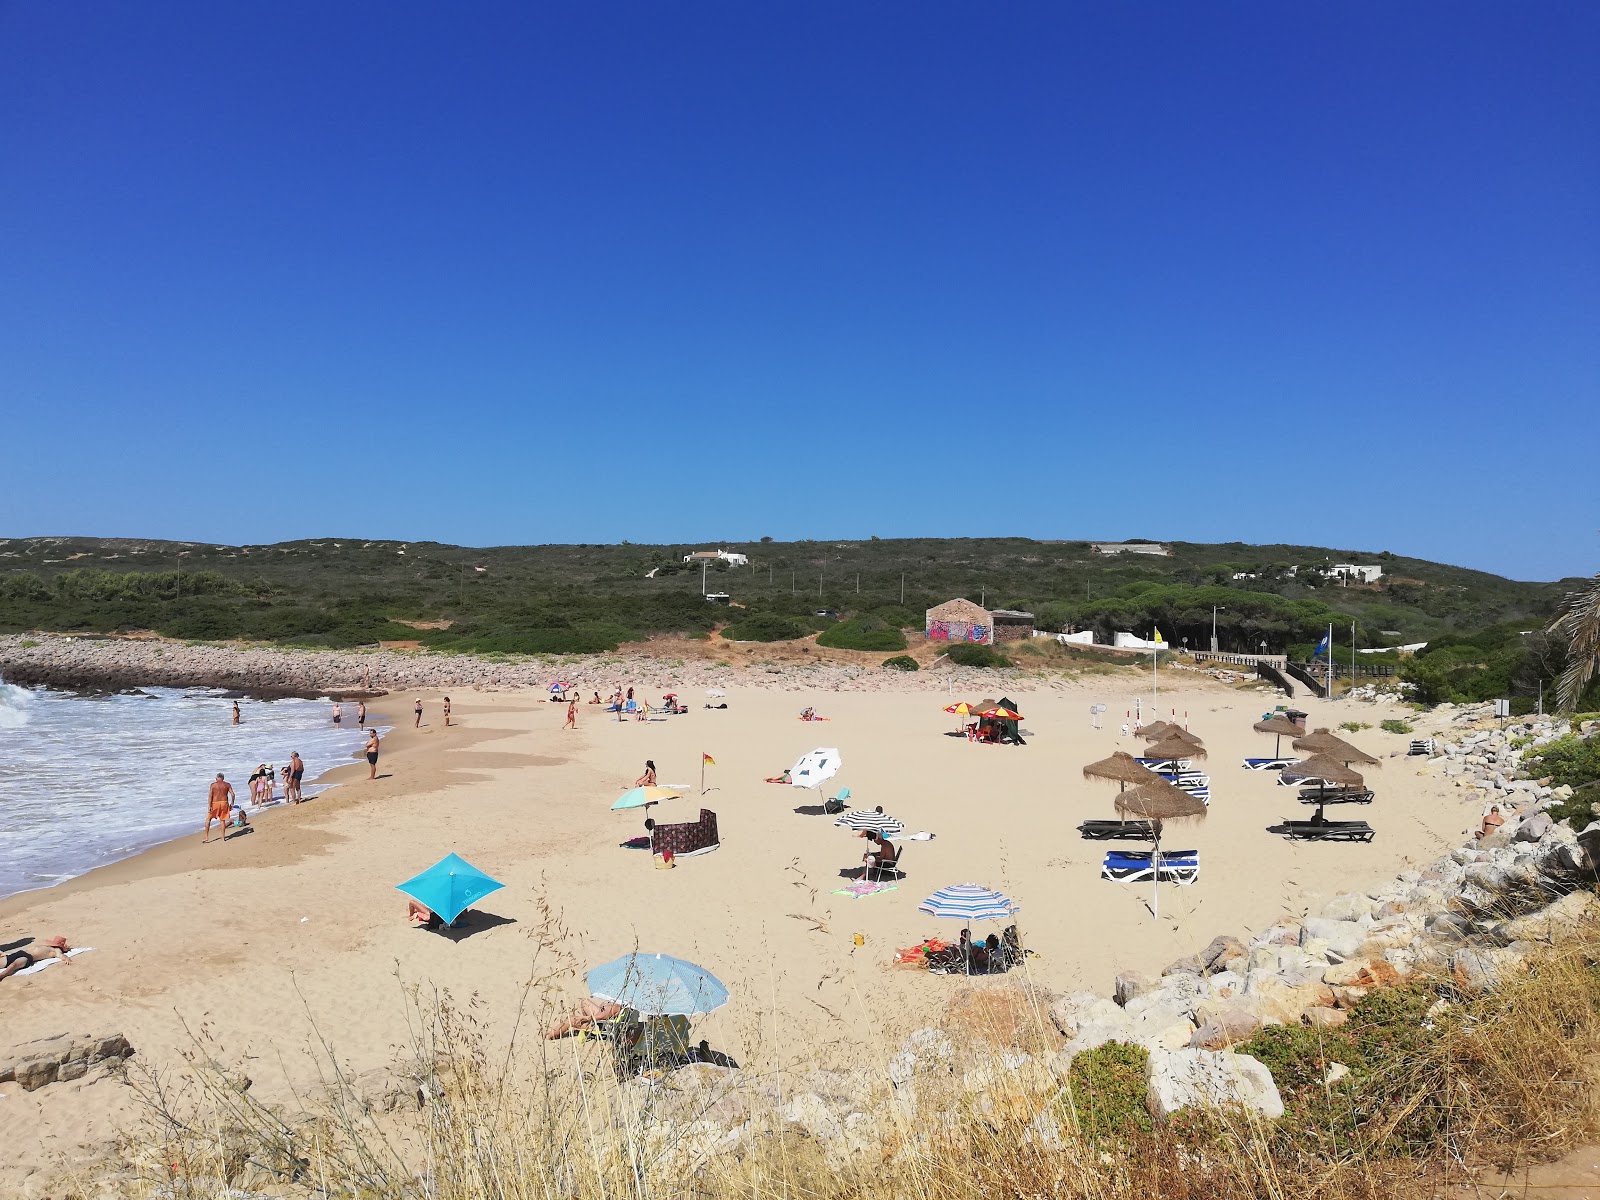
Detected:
left=1232, top=571, right=1258, bottom=580
left=1033, top=629, right=1097, bottom=645
left=683, top=549, right=749, bottom=567
left=1329, top=564, right=1384, bottom=584
left=1114, top=631, right=1169, bottom=650
left=1091, top=542, right=1170, bottom=557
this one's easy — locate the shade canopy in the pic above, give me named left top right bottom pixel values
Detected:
left=789, top=747, right=842, bottom=789
left=1253, top=714, right=1304, bottom=737
left=981, top=706, right=1023, bottom=720
left=612, top=785, right=684, bottom=810
left=1083, top=751, right=1162, bottom=787
left=586, top=952, right=730, bottom=1016
left=917, top=883, right=1021, bottom=922
left=1281, top=754, right=1365, bottom=787
left=1138, top=720, right=1177, bottom=739
left=1115, top=778, right=1208, bottom=822
left=944, top=701, right=981, bottom=716
left=833, top=809, right=905, bottom=836
left=1291, top=727, right=1381, bottom=766
left=1143, top=735, right=1208, bottom=761
left=395, top=853, right=505, bottom=924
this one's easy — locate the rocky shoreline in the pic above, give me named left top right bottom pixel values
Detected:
left=0, top=633, right=1068, bottom=697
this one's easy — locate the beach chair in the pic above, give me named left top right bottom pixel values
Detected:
left=1077, top=819, right=1157, bottom=841
left=1242, top=757, right=1294, bottom=771
left=864, top=845, right=905, bottom=881
left=1268, top=820, right=1375, bottom=843
left=1408, top=739, right=1436, bottom=756
left=824, top=786, right=852, bottom=816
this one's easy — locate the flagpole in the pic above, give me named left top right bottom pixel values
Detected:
left=700, top=754, right=705, bottom=795
left=1327, top=622, right=1334, bottom=700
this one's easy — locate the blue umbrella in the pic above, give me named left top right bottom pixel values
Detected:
left=586, top=953, right=730, bottom=1016
left=917, top=883, right=1020, bottom=922
left=396, top=853, right=504, bottom=924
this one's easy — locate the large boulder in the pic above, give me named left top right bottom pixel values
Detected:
left=1300, top=918, right=1363, bottom=959
left=1323, top=957, right=1402, bottom=989
left=0, top=1032, right=133, bottom=1092
left=1493, top=889, right=1597, bottom=944
left=1320, top=892, right=1376, bottom=923
left=1146, top=1048, right=1284, bottom=1121
left=1188, top=1005, right=1266, bottom=1050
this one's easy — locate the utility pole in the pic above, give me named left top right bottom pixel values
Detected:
left=1211, top=605, right=1226, bottom=652
left=855, top=572, right=859, bottom=594
left=819, top=568, right=823, bottom=598
left=791, top=568, right=795, bottom=595
left=1350, top=621, right=1357, bottom=698
left=175, top=550, right=181, bottom=599
left=461, top=562, right=466, bottom=609
left=701, top=561, right=707, bottom=596
left=900, top=574, right=905, bottom=604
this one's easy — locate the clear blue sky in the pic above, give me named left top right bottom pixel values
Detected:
left=3, top=4, right=1595, bottom=581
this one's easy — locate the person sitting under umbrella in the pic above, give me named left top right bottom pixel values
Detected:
left=406, top=899, right=474, bottom=931
left=546, top=995, right=627, bottom=1040
left=860, top=829, right=898, bottom=876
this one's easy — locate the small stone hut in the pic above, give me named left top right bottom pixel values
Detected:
left=926, top=598, right=992, bottom=645
left=989, top=609, right=1036, bottom=643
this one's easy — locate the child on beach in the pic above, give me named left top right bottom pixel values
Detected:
left=414, top=699, right=423, bottom=727
left=443, top=697, right=451, bottom=727
left=565, top=699, right=577, bottom=729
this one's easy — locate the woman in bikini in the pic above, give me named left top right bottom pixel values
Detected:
left=635, top=760, right=657, bottom=787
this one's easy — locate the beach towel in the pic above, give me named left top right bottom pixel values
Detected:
left=14, top=948, right=94, bottom=976
left=832, top=881, right=898, bottom=899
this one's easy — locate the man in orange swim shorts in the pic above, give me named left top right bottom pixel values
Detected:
left=203, top=773, right=236, bottom=844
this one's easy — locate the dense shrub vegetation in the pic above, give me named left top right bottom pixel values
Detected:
left=815, top=616, right=907, bottom=652
left=944, top=642, right=1011, bottom=668
left=880, top=655, right=919, bottom=671
left=719, top=614, right=809, bottom=643
left=0, top=536, right=1580, bottom=669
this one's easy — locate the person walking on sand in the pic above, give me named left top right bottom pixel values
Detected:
left=565, top=698, right=577, bottom=729
left=365, top=728, right=381, bottom=779
left=357, top=701, right=366, bottom=728
left=232, top=700, right=241, bottom=725
left=203, top=773, right=236, bottom=843
left=443, top=696, right=452, bottom=727
left=414, top=699, right=423, bottom=728
left=288, top=751, right=305, bottom=803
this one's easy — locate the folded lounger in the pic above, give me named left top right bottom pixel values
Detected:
left=1298, top=787, right=1375, bottom=806
left=1268, top=820, right=1375, bottom=842
left=1100, top=849, right=1199, bottom=884
left=1077, top=819, right=1156, bottom=841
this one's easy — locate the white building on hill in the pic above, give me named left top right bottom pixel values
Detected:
left=1091, top=542, right=1170, bottom=557
left=1328, top=564, right=1383, bottom=584
left=683, top=549, right=749, bottom=567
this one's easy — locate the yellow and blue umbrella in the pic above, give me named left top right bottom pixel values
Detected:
left=396, top=853, right=504, bottom=924
left=612, top=786, right=683, bottom=811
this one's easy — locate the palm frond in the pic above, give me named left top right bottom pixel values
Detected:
left=1550, top=573, right=1600, bottom=711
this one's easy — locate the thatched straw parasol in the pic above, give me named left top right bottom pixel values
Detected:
left=1291, top=727, right=1381, bottom=767
left=1137, top=720, right=1177, bottom=739
left=1281, top=754, right=1364, bottom=787
left=1114, top=777, right=1207, bottom=920
left=1115, top=777, right=1207, bottom=822
left=1253, top=713, right=1305, bottom=757
left=1143, top=734, right=1208, bottom=762
left=1082, top=751, right=1162, bottom=792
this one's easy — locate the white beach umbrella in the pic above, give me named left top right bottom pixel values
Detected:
left=788, top=747, right=842, bottom=789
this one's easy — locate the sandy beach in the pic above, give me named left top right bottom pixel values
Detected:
left=0, top=668, right=1478, bottom=1189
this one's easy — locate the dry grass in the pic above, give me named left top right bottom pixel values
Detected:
left=93, top=914, right=1600, bottom=1200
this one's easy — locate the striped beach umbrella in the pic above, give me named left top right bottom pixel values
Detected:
left=833, top=808, right=906, bottom=836
left=917, top=883, right=1020, bottom=922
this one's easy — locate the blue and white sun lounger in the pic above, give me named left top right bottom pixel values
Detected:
left=1101, top=850, right=1199, bottom=885
left=1243, top=757, right=1295, bottom=771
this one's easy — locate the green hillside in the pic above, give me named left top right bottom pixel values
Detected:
left=0, top=535, right=1578, bottom=672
